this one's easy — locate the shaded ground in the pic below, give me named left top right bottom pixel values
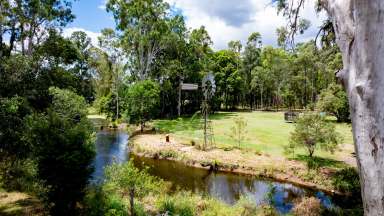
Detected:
left=0, top=192, right=44, bottom=216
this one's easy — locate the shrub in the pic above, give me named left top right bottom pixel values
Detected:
left=122, top=80, right=160, bottom=132
left=236, top=196, right=258, bottom=216
left=133, top=203, right=147, bottom=216
left=157, top=192, right=195, bottom=216
left=84, top=187, right=127, bottom=216
left=316, top=83, right=350, bottom=122
left=288, top=113, right=342, bottom=168
left=230, top=116, right=248, bottom=148
left=159, top=149, right=178, bottom=159
left=27, top=88, right=95, bottom=215
left=292, top=197, right=323, bottom=216
left=332, top=168, right=361, bottom=195
left=158, top=197, right=176, bottom=215
left=0, top=159, right=41, bottom=193
left=104, top=161, right=164, bottom=216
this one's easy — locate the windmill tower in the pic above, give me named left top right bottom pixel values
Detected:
left=201, top=72, right=216, bottom=150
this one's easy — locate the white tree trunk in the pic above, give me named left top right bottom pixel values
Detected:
left=325, top=0, right=384, bottom=215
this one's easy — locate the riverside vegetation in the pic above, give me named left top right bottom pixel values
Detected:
left=0, top=0, right=367, bottom=215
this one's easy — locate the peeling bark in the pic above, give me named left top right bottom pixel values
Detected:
left=324, top=0, right=384, bottom=215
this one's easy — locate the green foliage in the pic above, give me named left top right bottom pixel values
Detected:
left=241, top=32, right=262, bottom=109
left=93, top=94, right=112, bottom=115
left=230, top=116, right=248, bottom=148
left=84, top=187, right=128, bottom=216
left=123, top=80, right=160, bottom=130
left=88, top=47, right=114, bottom=98
left=93, top=93, right=122, bottom=120
left=317, top=83, right=350, bottom=122
left=105, top=161, right=163, bottom=198
left=332, top=168, right=361, bottom=195
left=0, top=96, right=31, bottom=161
left=159, top=150, right=178, bottom=159
left=132, top=203, right=147, bottom=216
left=26, top=88, right=95, bottom=215
left=235, top=196, right=259, bottom=216
left=288, top=113, right=342, bottom=162
left=107, top=0, right=171, bottom=80
left=104, top=160, right=164, bottom=215
left=0, top=159, right=44, bottom=194
left=0, top=96, right=36, bottom=191
left=228, top=40, right=242, bottom=53
left=211, top=50, right=244, bottom=109
left=158, top=195, right=195, bottom=216
left=0, top=0, right=75, bottom=58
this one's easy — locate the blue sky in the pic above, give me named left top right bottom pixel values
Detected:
left=67, top=0, right=114, bottom=32
left=64, top=0, right=324, bottom=50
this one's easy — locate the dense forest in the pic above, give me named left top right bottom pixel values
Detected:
left=0, top=0, right=358, bottom=215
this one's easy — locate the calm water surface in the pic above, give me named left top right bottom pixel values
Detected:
left=91, top=130, right=129, bottom=183
left=92, top=130, right=341, bottom=214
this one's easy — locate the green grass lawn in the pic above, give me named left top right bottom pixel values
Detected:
left=152, top=111, right=354, bottom=161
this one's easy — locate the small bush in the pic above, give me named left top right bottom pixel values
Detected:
left=159, top=150, right=178, bottom=159
left=293, top=197, right=323, bottom=216
left=236, top=196, right=258, bottom=216
left=134, top=203, right=147, bottom=216
left=157, top=192, right=195, bottom=216
left=106, top=196, right=128, bottom=216
left=288, top=113, right=342, bottom=169
left=332, top=168, right=360, bottom=195
left=84, top=187, right=128, bottom=216
left=0, top=159, right=42, bottom=194
left=257, top=205, right=278, bottom=216
left=159, top=197, right=176, bottom=215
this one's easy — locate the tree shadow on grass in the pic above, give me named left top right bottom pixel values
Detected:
left=293, top=154, right=348, bottom=169
left=0, top=196, right=44, bottom=216
left=154, top=116, right=201, bottom=133
left=209, top=112, right=237, bottom=120
left=154, top=112, right=236, bottom=133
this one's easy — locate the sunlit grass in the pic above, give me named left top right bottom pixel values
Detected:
left=152, top=111, right=354, bottom=160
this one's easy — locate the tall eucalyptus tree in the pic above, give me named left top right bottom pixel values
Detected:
left=106, top=0, right=170, bottom=80
left=278, top=0, right=384, bottom=214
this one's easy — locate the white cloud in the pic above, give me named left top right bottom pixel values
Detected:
left=98, top=0, right=107, bottom=10
left=62, top=27, right=101, bottom=47
left=165, top=0, right=326, bottom=50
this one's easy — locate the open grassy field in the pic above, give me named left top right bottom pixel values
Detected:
left=152, top=111, right=355, bottom=164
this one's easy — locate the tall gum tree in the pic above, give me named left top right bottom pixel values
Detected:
left=278, top=0, right=384, bottom=214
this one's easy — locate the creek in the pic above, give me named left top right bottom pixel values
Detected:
left=92, top=129, right=351, bottom=214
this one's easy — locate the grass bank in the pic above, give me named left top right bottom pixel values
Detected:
left=152, top=111, right=354, bottom=162
left=130, top=111, right=355, bottom=194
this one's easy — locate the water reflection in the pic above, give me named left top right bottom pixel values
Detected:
left=91, top=130, right=129, bottom=183
left=131, top=155, right=315, bottom=214
left=92, top=130, right=339, bottom=214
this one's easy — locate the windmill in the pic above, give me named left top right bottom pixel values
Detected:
left=201, top=72, right=216, bottom=150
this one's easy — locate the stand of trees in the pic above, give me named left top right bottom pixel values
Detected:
left=0, top=0, right=362, bottom=214
left=0, top=1, right=95, bottom=215
left=92, top=0, right=345, bottom=124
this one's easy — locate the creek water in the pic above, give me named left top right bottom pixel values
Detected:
left=91, top=129, right=348, bottom=214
